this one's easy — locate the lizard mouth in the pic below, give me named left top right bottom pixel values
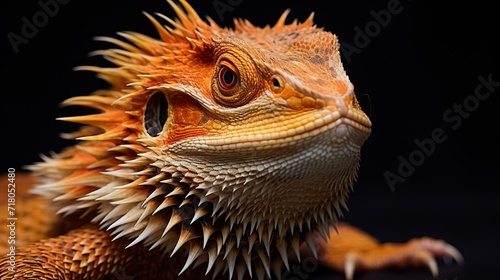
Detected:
left=168, top=87, right=372, bottom=153
left=266, top=105, right=371, bottom=144
left=302, top=107, right=371, bottom=137
left=248, top=82, right=372, bottom=147
left=187, top=108, right=371, bottom=152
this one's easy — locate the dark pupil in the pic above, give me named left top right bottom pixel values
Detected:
left=222, top=68, right=235, bottom=86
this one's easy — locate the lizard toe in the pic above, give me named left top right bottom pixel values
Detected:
left=311, top=225, right=464, bottom=280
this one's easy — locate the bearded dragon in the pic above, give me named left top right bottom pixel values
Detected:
left=0, top=1, right=463, bottom=279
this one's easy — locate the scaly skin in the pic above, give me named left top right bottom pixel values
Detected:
left=0, top=1, right=462, bottom=279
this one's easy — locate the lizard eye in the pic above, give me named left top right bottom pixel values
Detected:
left=218, top=65, right=240, bottom=90
left=144, top=91, right=169, bottom=136
left=212, top=53, right=260, bottom=107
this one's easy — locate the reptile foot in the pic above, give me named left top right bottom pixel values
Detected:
left=305, top=224, right=464, bottom=280
left=342, top=237, right=463, bottom=280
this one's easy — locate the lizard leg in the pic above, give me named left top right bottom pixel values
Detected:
left=0, top=226, right=130, bottom=279
left=305, top=223, right=464, bottom=280
left=0, top=225, right=208, bottom=280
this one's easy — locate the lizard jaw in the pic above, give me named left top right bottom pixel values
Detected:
left=165, top=90, right=371, bottom=154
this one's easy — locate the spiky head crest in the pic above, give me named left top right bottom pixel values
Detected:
left=31, top=1, right=371, bottom=279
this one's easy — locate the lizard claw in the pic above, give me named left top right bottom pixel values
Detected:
left=425, top=256, right=439, bottom=278
left=312, top=225, right=463, bottom=279
left=443, top=244, right=465, bottom=265
left=338, top=238, right=463, bottom=279
left=343, top=252, right=357, bottom=280
left=421, top=242, right=463, bottom=278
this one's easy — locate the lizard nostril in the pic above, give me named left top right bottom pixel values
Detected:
left=144, top=91, right=169, bottom=136
left=270, top=74, right=284, bottom=93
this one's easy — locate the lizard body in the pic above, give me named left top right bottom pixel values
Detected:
left=0, top=1, right=461, bottom=279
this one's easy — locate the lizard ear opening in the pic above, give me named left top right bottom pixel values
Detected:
left=144, top=91, right=169, bottom=136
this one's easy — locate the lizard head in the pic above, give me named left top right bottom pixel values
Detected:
left=31, top=0, right=371, bottom=279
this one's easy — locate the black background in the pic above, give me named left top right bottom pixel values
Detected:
left=1, top=1, right=499, bottom=279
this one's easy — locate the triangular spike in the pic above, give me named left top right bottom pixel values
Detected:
left=111, top=223, right=140, bottom=242
left=142, top=11, right=176, bottom=43
left=226, top=248, right=238, bottom=280
left=221, top=225, right=230, bottom=245
left=317, top=226, right=329, bottom=241
left=223, top=237, right=236, bottom=260
left=153, top=196, right=177, bottom=215
left=291, top=236, right=301, bottom=262
left=298, top=216, right=304, bottom=233
left=171, top=228, right=197, bottom=257
left=306, top=214, right=312, bottom=231
left=179, top=243, right=203, bottom=275
left=326, top=205, right=334, bottom=220
left=125, top=220, right=161, bottom=249
left=108, top=208, right=141, bottom=230
left=216, top=234, right=224, bottom=255
left=100, top=204, right=130, bottom=226
left=318, top=209, right=326, bottom=226
left=202, top=224, right=215, bottom=249
left=205, top=246, right=218, bottom=275
left=93, top=35, right=142, bottom=54
left=278, top=218, right=285, bottom=237
left=289, top=219, right=295, bottom=235
left=253, top=258, right=266, bottom=280
left=305, top=231, right=318, bottom=259
left=340, top=198, right=349, bottom=211
left=149, top=230, right=177, bottom=250
left=256, top=247, right=271, bottom=279
left=211, top=260, right=225, bottom=280
left=235, top=226, right=243, bottom=248
left=191, top=207, right=209, bottom=224
left=274, top=9, right=291, bottom=29
left=142, top=186, right=167, bottom=206
left=162, top=212, right=183, bottom=237
left=166, top=186, right=186, bottom=197
left=276, top=237, right=290, bottom=271
left=262, top=230, right=271, bottom=257
left=235, top=261, right=247, bottom=280
left=304, top=12, right=315, bottom=26
left=155, top=11, right=195, bottom=39
left=240, top=247, right=253, bottom=278
left=333, top=201, right=342, bottom=217
left=247, top=233, right=257, bottom=253
left=249, top=216, right=258, bottom=235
